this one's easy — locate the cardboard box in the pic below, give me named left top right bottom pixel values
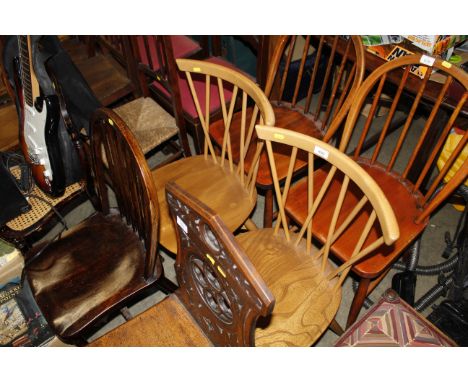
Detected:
left=403, top=35, right=467, bottom=56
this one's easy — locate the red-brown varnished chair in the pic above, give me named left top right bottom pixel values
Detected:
left=90, top=181, right=275, bottom=346
left=285, top=54, right=468, bottom=327
left=210, top=35, right=366, bottom=227
left=236, top=125, right=399, bottom=345
left=151, top=58, right=275, bottom=255
left=22, top=108, right=165, bottom=344
left=131, top=35, right=251, bottom=155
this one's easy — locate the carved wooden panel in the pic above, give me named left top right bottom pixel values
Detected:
left=166, top=182, right=274, bottom=346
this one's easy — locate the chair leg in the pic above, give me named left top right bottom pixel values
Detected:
left=346, top=278, right=371, bottom=328
left=263, top=188, right=274, bottom=228
left=155, top=275, right=178, bottom=294
left=329, top=318, right=344, bottom=336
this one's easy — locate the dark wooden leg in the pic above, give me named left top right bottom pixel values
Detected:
left=347, top=278, right=371, bottom=328
left=329, top=318, right=344, bottom=336
left=192, top=123, right=204, bottom=155
left=263, top=188, right=273, bottom=228
left=155, top=275, right=178, bottom=294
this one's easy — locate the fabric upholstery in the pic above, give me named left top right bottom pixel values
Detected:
left=335, top=289, right=456, bottom=346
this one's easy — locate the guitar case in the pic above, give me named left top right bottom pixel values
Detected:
left=2, top=36, right=100, bottom=187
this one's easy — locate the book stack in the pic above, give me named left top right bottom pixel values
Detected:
left=0, top=239, right=54, bottom=347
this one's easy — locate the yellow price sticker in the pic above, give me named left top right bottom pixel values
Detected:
left=273, top=133, right=285, bottom=140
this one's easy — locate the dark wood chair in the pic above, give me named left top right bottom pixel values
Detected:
left=61, top=36, right=138, bottom=107
left=22, top=108, right=165, bottom=344
left=131, top=35, right=251, bottom=155
left=231, top=125, right=399, bottom=345
left=285, top=54, right=468, bottom=327
left=90, top=181, right=275, bottom=346
left=151, top=58, right=275, bottom=255
left=210, top=35, right=366, bottom=227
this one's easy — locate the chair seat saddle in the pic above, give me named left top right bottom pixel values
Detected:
left=152, top=155, right=257, bottom=254
left=114, top=97, right=179, bottom=154
left=237, top=228, right=341, bottom=346
left=210, top=105, right=323, bottom=188
left=26, top=212, right=150, bottom=340
left=286, top=159, right=428, bottom=278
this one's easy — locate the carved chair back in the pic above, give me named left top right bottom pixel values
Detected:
left=341, top=54, right=468, bottom=225
left=265, top=35, right=365, bottom=142
left=256, top=124, right=399, bottom=288
left=166, top=181, right=274, bottom=346
left=90, top=108, right=160, bottom=279
left=176, top=58, right=275, bottom=197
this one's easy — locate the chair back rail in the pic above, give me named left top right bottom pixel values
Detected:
left=177, top=58, right=275, bottom=196
left=264, top=35, right=365, bottom=142
left=256, top=124, right=399, bottom=287
left=90, top=108, right=160, bottom=279
left=340, top=54, right=468, bottom=224
left=166, top=181, right=274, bottom=346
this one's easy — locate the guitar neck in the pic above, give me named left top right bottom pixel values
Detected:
left=18, top=35, right=40, bottom=107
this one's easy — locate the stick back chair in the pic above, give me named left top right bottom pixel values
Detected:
left=233, top=125, right=399, bottom=345
left=151, top=58, right=275, bottom=254
left=286, top=54, right=468, bottom=327
left=91, top=181, right=275, bottom=346
left=210, top=35, right=365, bottom=227
left=23, top=108, right=164, bottom=344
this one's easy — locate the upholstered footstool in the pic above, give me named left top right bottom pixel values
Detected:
left=335, top=289, right=456, bottom=347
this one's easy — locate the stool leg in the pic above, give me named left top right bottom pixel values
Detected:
left=263, top=188, right=274, bottom=228
left=347, top=278, right=370, bottom=328
left=329, top=318, right=344, bottom=336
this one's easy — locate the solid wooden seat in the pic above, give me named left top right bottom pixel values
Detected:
left=209, top=36, right=365, bottom=227
left=91, top=294, right=212, bottom=346
left=24, top=108, right=163, bottom=343
left=153, top=155, right=256, bottom=254
left=91, top=181, right=274, bottom=347
left=237, top=228, right=341, bottom=346
left=114, top=96, right=179, bottom=155
left=251, top=125, right=399, bottom=343
left=286, top=160, right=428, bottom=278
left=285, top=54, right=468, bottom=327
left=151, top=58, right=274, bottom=254
left=26, top=212, right=149, bottom=339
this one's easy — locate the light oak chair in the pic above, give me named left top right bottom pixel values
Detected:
left=91, top=181, right=275, bottom=346
left=22, top=108, right=167, bottom=344
left=210, top=36, right=365, bottom=227
left=285, top=54, right=468, bottom=327
left=233, top=125, right=399, bottom=345
left=152, top=58, right=275, bottom=254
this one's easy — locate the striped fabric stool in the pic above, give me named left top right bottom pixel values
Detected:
left=335, top=289, right=456, bottom=347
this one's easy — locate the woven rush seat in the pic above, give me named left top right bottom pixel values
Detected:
left=6, top=167, right=83, bottom=231
left=113, top=97, right=179, bottom=154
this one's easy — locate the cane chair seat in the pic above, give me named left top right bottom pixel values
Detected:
left=5, top=167, right=83, bottom=231
left=152, top=155, right=257, bottom=254
left=237, top=228, right=341, bottom=346
left=114, top=97, right=179, bottom=154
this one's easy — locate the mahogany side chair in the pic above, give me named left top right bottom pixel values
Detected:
left=90, top=181, right=275, bottom=346
left=210, top=35, right=366, bottom=227
left=0, top=49, right=18, bottom=151
left=151, top=58, right=275, bottom=255
left=131, top=35, right=251, bottom=155
left=231, top=125, right=399, bottom=345
left=285, top=54, right=468, bottom=327
left=22, top=108, right=165, bottom=344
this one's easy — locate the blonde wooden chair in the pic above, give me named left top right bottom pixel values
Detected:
left=152, top=58, right=275, bottom=254
left=285, top=54, right=468, bottom=327
left=235, top=125, right=399, bottom=345
left=91, top=181, right=275, bottom=347
left=210, top=36, right=365, bottom=227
